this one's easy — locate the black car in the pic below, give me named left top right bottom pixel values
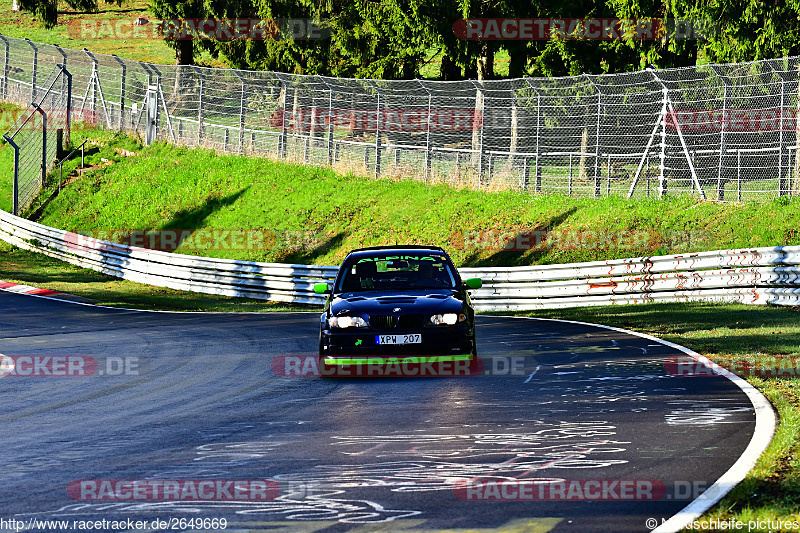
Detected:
left=314, top=245, right=482, bottom=376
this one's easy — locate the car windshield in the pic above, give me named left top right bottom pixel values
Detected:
left=337, top=253, right=458, bottom=292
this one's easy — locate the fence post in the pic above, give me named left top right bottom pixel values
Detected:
left=276, top=75, right=288, bottom=159
left=25, top=38, right=38, bottom=103
left=83, top=49, right=112, bottom=129
left=112, top=55, right=126, bottom=131
left=191, top=66, right=204, bottom=145
left=4, top=134, right=19, bottom=216
left=369, top=80, right=382, bottom=178
left=0, top=35, right=8, bottom=101
left=63, top=64, right=72, bottom=151
left=711, top=65, right=729, bottom=200
left=32, top=103, right=46, bottom=187
left=149, top=64, right=175, bottom=143
left=417, top=79, right=432, bottom=181
left=470, top=80, right=485, bottom=188
left=583, top=74, right=602, bottom=197
left=321, top=77, right=334, bottom=166
left=525, top=79, right=542, bottom=192
left=769, top=63, right=791, bottom=196
left=737, top=149, right=742, bottom=202
left=780, top=76, right=787, bottom=196
left=53, top=45, right=68, bottom=130
left=233, top=70, right=246, bottom=155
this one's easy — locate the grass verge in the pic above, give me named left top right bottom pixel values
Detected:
left=0, top=1, right=224, bottom=67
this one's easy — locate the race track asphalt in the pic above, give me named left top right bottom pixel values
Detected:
left=0, top=291, right=761, bottom=532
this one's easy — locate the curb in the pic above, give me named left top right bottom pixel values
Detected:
left=0, top=280, right=97, bottom=303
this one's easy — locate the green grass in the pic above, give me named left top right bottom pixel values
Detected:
left=0, top=0, right=224, bottom=67
left=8, top=128, right=798, bottom=270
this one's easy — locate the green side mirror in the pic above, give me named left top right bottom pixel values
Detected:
left=314, top=282, right=330, bottom=294
left=464, top=278, right=482, bottom=290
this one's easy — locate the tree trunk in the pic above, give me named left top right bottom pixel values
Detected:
left=440, top=54, right=461, bottom=81
left=477, top=43, right=493, bottom=81
left=176, top=40, right=195, bottom=66
left=402, top=58, right=417, bottom=80
left=508, top=44, right=527, bottom=79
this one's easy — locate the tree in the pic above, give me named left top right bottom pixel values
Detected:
left=17, top=0, right=124, bottom=29
left=148, top=0, right=210, bottom=66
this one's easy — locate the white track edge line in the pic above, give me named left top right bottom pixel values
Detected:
left=504, top=315, right=777, bottom=533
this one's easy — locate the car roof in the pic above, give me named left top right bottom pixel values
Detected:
left=345, top=245, right=448, bottom=259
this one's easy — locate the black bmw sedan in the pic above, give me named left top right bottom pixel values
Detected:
left=314, top=246, right=482, bottom=376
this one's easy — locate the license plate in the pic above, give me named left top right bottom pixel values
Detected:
left=376, top=334, right=422, bottom=345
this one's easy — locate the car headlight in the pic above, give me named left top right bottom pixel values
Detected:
left=429, top=313, right=467, bottom=326
left=328, top=315, right=368, bottom=329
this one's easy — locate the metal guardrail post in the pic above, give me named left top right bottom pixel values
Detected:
left=3, top=133, right=19, bottom=216
left=25, top=38, right=37, bottom=103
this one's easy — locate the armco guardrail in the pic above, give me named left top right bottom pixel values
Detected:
left=1, top=208, right=799, bottom=310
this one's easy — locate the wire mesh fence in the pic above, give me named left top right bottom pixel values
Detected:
left=2, top=34, right=800, bottom=211
left=2, top=60, right=70, bottom=214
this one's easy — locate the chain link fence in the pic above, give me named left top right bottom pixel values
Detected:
left=1, top=55, right=70, bottom=215
left=2, top=34, right=800, bottom=212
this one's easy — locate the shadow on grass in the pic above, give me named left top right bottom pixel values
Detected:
left=530, top=302, right=800, bottom=356
left=277, top=232, right=347, bottom=264
left=461, top=207, right=578, bottom=267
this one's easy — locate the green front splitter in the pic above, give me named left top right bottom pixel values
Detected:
left=323, top=354, right=473, bottom=366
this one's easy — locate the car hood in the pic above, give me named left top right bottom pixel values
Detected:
left=330, top=289, right=464, bottom=316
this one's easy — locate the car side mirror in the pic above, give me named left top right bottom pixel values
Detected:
left=464, top=278, right=482, bottom=290
left=314, top=282, right=331, bottom=294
